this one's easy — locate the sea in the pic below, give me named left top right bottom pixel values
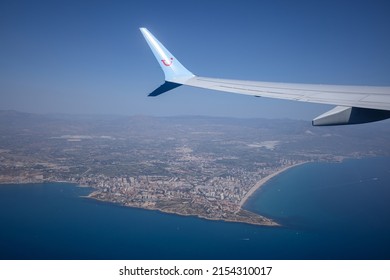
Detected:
left=0, top=157, right=389, bottom=260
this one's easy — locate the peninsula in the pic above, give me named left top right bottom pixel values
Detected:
left=85, top=162, right=310, bottom=226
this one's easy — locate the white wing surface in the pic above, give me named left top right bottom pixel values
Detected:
left=140, top=28, right=390, bottom=126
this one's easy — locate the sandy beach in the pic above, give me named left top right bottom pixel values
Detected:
left=239, top=162, right=307, bottom=208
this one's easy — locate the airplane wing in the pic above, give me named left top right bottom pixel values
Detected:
left=140, top=28, right=390, bottom=126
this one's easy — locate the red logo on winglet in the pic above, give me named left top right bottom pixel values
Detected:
left=162, top=57, right=173, bottom=66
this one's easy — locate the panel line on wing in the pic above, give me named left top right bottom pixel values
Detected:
left=195, top=77, right=384, bottom=96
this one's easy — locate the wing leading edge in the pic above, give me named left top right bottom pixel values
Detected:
left=140, top=27, right=390, bottom=126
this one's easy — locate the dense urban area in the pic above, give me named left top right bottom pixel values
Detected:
left=1, top=111, right=389, bottom=225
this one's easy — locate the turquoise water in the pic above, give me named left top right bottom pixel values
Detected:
left=0, top=157, right=389, bottom=259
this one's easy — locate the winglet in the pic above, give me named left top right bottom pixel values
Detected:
left=140, top=28, right=195, bottom=84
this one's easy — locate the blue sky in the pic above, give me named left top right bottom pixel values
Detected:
left=1, top=0, right=390, bottom=120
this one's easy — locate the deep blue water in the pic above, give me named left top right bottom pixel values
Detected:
left=0, top=157, right=389, bottom=260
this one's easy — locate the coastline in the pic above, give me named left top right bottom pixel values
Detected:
left=1, top=157, right=390, bottom=259
left=0, top=162, right=307, bottom=227
left=85, top=194, right=280, bottom=227
left=239, top=162, right=308, bottom=209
